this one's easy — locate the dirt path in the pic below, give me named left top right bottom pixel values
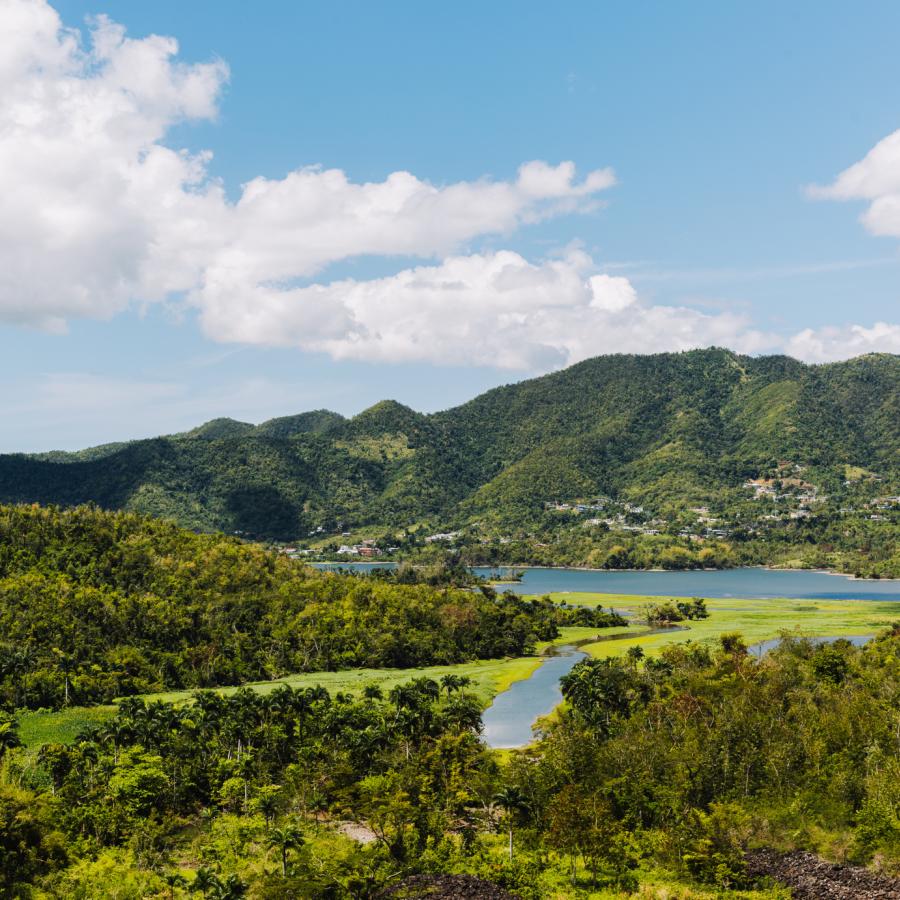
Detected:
left=746, top=849, right=900, bottom=899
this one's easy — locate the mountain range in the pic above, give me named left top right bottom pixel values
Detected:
left=1, top=348, right=897, bottom=540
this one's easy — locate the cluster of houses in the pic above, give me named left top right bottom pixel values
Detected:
left=585, top=514, right=665, bottom=536
left=546, top=497, right=651, bottom=515
left=424, top=531, right=461, bottom=543
left=336, top=539, right=391, bottom=557
left=545, top=498, right=610, bottom=513
left=743, top=475, right=825, bottom=515
left=286, top=467, right=895, bottom=560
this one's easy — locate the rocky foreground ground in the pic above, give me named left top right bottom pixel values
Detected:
left=374, top=851, right=900, bottom=898
left=375, top=874, right=516, bottom=899
left=746, top=849, right=900, bottom=899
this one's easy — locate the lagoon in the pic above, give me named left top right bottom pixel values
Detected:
left=313, top=563, right=900, bottom=600
left=473, top=566, right=900, bottom=600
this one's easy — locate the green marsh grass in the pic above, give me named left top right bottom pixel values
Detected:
left=18, top=596, right=899, bottom=750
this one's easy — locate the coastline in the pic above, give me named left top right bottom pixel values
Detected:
left=312, top=559, right=900, bottom=584
left=478, top=562, right=900, bottom=583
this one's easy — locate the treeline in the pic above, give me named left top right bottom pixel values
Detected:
left=454, top=532, right=741, bottom=571
left=508, top=627, right=900, bottom=889
left=7, top=628, right=900, bottom=895
left=1, top=676, right=495, bottom=896
left=0, top=505, right=592, bottom=710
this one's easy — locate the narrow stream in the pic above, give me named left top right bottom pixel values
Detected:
left=482, top=626, right=688, bottom=748
left=482, top=645, right=586, bottom=749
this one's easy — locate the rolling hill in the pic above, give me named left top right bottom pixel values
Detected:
left=1, top=349, right=897, bottom=540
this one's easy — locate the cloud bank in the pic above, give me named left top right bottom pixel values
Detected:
left=1, top=0, right=898, bottom=369
left=810, top=129, right=900, bottom=237
left=198, top=249, right=773, bottom=369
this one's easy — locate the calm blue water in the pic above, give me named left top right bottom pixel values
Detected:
left=472, top=567, right=900, bottom=600
left=482, top=647, right=587, bottom=748
left=312, top=562, right=396, bottom=572
left=749, top=634, right=875, bottom=657
left=311, top=563, right=899, bottom=748
left=313, top=563, right=900, bottom=599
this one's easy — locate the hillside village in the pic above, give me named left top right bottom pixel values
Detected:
left=282, top=456, right=897, bottom=578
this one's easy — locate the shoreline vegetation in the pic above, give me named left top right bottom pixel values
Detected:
left=2, top=350, right=898, bottom=578
left=323, top=558, right=900, bottom=582
left=18, top=593, right=899, bottom=751
left=3, top=501, right=900, bottom=897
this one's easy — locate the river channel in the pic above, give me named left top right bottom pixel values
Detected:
left=481, top=627, right=688, bottom=748
left=313, top=564, right=900, bottom=747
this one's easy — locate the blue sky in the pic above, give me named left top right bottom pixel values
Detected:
left=2, top=0, right=900, bottom=450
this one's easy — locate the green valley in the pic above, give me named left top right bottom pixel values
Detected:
left=1, top=349, right=898, bottom=575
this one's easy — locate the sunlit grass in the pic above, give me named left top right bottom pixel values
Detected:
left=18, top=704, right=116, bottom=748
left=563, top=596, right=900, bottom=660
left=18, top=596, right=900, bottom=751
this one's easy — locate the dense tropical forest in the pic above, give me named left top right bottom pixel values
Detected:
left=0, top=504, right=899, bottom=896
left=5, top=603, right=900, bottom=893
left=0, top=505, right=627, bottom=711
left=0, top=350, right=897, bottom=575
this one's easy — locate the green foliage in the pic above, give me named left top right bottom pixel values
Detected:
left=0, top=504, right=563, bottom=710
left=680, top=803, right=753, bottom=888
left=0, top=351, right=895, bottom=562
left=538, top=627, right=900, bottom=887
left=0, top=783, right=67, bottom=891
left=7, top=598, right=900, bottom=895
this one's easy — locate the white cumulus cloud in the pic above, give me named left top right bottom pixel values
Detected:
left=785, top=322, right=900, bottom=363
left=196, top=249, right=774, bottom=369
left=0, top=0, right=229, bottom=329
left=811, top=128, right=900, bottom=237
left=0, top=0, right=615, bottom=335
left=1, top=0, right=897, bottom=372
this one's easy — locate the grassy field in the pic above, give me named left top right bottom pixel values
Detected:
left=17, top=704, right=117, bottom=749
left=16, top=644, right=560, bottom=749
left=17, top=595, right=899, bottom=750
left=552, top=595, right=900, bottom=661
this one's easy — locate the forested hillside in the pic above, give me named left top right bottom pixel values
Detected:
left=0, top=505, right=578, bottom=710
left=0, top=350, right=897, bottom=544
left=7, top=619, right=900, bottom=896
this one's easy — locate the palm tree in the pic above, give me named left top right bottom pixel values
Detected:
left=190, top=867, right=218, bottom=895
left=77, top=740, right=100, bottom=789
left=253, top=785, right=282, bottom=830
left=267, top=824, right=305, bottom=877
left=389, top=683, right=419, bottom=711
left=493, top=786, right=530, bottom=861
left=213, top=874, right=246, bottom=899
left=0, top=715, right=21, bottom=757
left=164, top=871, right=187, bottom=900
left=97, top=719, right=131, bottom=764
left=443, top=694, right=483, bottom=733
left=305, top=685, right=329, bottom=704
left=412, top=677, right=441, bottom=702
left=440, top=674, right=473, bottom=697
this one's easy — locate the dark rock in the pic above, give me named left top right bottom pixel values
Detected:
left=746, top=848, right=900, bottom=899
left=374, top=874, right=518, bottom=899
